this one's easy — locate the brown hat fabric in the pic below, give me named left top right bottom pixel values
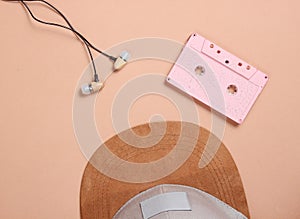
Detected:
left=80, top=121, right=249, bottom=219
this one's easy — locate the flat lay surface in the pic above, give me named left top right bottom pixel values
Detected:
left=0, top=0, right=299, bottom=218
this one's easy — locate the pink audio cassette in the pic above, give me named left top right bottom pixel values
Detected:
left=167, top=33, right=268, bottom=124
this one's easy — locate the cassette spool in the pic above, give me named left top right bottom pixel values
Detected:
left=167, top=33, right=268, bottom=124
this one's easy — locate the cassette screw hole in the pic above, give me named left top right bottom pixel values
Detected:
left=195, top=65, right=205, bottom=75
left=227, top=84, right=238, bottom=95
left=225, top=60, right=229, bottom=64
left=217, top=50, right=221, bottom=54
left=246, top=65, right=251, bottom=70
left=238, top=62, right=242, bottom=66
left=210, top=44, right=214, bottom=48
left=265, top=76, right=268, bottom=79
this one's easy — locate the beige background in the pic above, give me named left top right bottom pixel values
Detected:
left=0, top=0, right=300, bottom=218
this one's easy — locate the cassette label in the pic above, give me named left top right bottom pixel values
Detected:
left=167, top=33, right=268, bottom=124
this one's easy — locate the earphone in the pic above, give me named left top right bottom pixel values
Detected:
left=3, top=0, right=130, bottom=96
left=81, top=82, right=104, bottom=95
left=81, top=51, right=130, bottom=95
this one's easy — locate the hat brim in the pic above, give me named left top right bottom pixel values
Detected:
left=80, top=121, right=249, bottom=218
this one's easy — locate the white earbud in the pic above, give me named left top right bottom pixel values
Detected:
left=114, top=51, right=130, bottom=70
left=81, top=51, right=130, bottom=95
left=81, top=82, right=104, bottom=95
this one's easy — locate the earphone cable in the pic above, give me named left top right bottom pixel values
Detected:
left=3, top=0, right=117, bottom=82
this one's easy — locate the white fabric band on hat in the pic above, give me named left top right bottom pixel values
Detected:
left=140, top=192, right=191, bottom=219
left=113, top=184, right=248, bottom=219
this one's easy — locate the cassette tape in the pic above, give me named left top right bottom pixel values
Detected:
left=167, top=33, right=268, bottom=124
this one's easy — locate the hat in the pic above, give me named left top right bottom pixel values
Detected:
left=80, top=121, right=249, bottom=218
